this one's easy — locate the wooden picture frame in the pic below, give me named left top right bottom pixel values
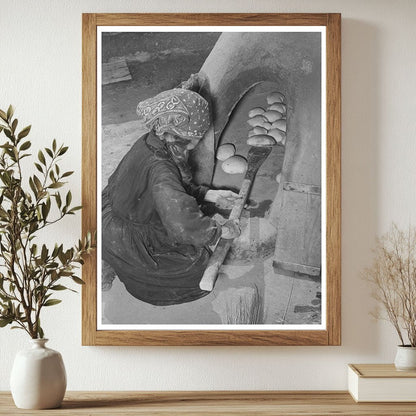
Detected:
left=82, top=13, right=341, bottom=346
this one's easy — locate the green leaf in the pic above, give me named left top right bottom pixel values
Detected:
left=38, top=325, right=44, bottom=339
left=41, top=202, right=50, bottom=220
left=58, top=250, right=66, bottom=264
left=52, top=244, right=59, bottom=258
left=69, top=206, right=82, bottom=214
left=52, top=139, right=57, bottom=152
left=55, top=192, right=62, bottom=208
left=0, top=317, right=13, bottom=327
left=48, top=182, right=64, bottom=189
left=3, top=129, right=12, bottom=140
left=33, top=175, right=42, bottom=192
left=71, top=276, right=85, bottom=285
left=11, top=119, right=18, bottom=133
left=17, top=125, right=31, bottom=140
left=38, top=150, right=46, bottom=165
left=50, top=284, right=68, bottom=291
left=45, top=148, right=53, bottom=158
left=29, top=177, right=37, bottom=196
left=31, top=244, right=38, bottom=256
left=34, top=163, right=43, bottom=173
left=19, top=140, right=31, bottom=151
left=0, top=109, right=7, bottom=121
left=61, top=171, right=74, bottom=178
left=58, top=146, right=68, bottom=156
left=65, top=191, right=72, bottom=207
left=6, top=105, right=14, bottom=121
left=43, top=299, right=62, bottom=307
left=41, top=244, right=48, bottom=262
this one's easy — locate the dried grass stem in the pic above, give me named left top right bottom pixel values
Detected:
left=363, top=224, right=416, bottom=346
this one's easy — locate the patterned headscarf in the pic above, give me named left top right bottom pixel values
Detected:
left=136, top=89, right=210, bottom=140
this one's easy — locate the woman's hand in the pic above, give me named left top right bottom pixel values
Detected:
left=205, top=189, right=241, bottom=210
left=221, top=219, right=240, bottom=240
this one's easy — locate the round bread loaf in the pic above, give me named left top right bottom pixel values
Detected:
left=268, top=103, right=286, bottom=114
left=221, top=155, right=248, bottom=174
left=267, top=92, right=285, bottom=104
left=216, top=143, right=236, bottom=161
left=271, top=119, right=287, bottom=132
left=263, top=110, right=284, bottom=123
left=268, top=128, right=286, bottom=143
left=248, top=107, right=265, bottom=118
left=247, top=134, right=276, bottom=147
left=248, top=126, right=268, bottom=137
left=247, top=115, right=269, bottom=128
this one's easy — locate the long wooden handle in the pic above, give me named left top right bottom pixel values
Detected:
left=199, top=239, right=232, bottom=291
left=229, top=179, right=251, bottom=220
left=199, top=179, right=252, bottom=292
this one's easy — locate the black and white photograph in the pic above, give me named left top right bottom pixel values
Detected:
left=97, top=26, right=326, bottom=329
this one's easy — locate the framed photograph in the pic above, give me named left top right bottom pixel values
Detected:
left=82, top=13, right=341, bottom=346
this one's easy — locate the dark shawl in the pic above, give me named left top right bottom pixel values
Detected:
left=102, top=131, right=220, bottom=305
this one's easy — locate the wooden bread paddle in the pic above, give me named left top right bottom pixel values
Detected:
left=199, top=145, right=272, bottom=291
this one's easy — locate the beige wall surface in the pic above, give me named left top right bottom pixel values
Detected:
left=0, top=0, right=415, bottom=390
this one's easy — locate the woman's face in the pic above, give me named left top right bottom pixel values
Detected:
left=163, top=133, right=200, bottom=151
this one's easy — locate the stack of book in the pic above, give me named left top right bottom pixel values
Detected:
left=348, top=364, right=416, bottom=402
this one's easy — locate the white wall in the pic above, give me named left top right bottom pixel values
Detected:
left=1, top=0, right=415, bottom=390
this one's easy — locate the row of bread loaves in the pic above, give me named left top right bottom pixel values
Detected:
left=247, top=92, right=287, bottom=147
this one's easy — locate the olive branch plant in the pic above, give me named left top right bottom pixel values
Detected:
left=0, top=105, right=94, bottom=339
left=363, top=223, right=416, bottom=347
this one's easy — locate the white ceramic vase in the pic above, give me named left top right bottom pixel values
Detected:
left=10, top=339, right=67, bottom=409
left=394, top=345, right=416, bottom=371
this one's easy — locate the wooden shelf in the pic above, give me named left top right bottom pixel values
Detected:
left=2, top=391, right=416, bottom=415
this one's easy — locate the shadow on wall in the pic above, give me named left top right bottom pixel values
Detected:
left=341, top=19, right=381, bottom=355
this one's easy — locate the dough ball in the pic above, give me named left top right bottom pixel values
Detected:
left=216, top=143, right=236, bottom=161
left=268, top=128, right=286, bottom=144
left=267, top=92, right=285, bottom=104
left=248, top=107, right=265, bottom=118
left=271, top=119, right=287, bottom=132
left=221, top=155, right=248, bottom=174
left=268, top=103, right=286, bottom=114
left=248, top=126, right=268, bottom=137
left=263, top=110, right=284, bottom=123
left=276, top=173, right=282, bottom=183
left=247, top=115, right=267, bottom=127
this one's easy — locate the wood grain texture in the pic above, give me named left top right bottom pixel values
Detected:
left=82, top=13, right=341, bottom=346
left=82, top=13, right=98, bottom=346
left=1, top=391, right=416, bottom=415
left=95, top=13, right=330, bottom=27
left=326, top=13, right=342, bottom=346
left=92, top=329, right=328, bottom=346
left=350, top=364, right=416, bottom=378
